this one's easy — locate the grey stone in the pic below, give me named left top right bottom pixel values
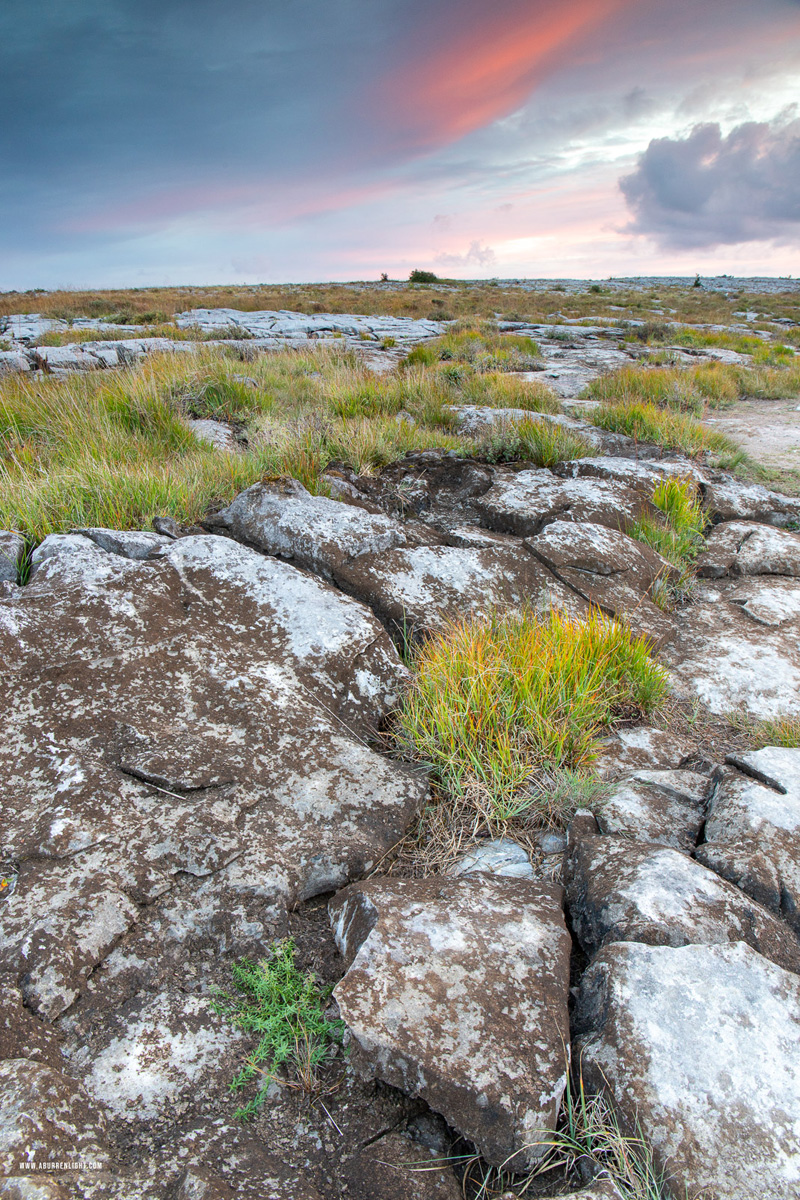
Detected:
left=592, top=726, right=694, bottom=779
left=188, top=419, right=239, bottom=452
left=703, top=478, right=800, bottom=527
left=596, top=769, right=712, bottom=852
left=0, top=536, right=425, bottom=1018
left=330, top=874, right=571, bottom=1170
left=575, top=941, right=800, bottom=1200
left=524, top=519, right=675, bottom=639
left=553, top=456, right=708, bottom=487
left=334, top=542, right=584, bottom=640
left=0, top=1059, right=108, bottom=1176
left=81, top=993, right=246, bottom=1123
left=447, top=838, right=535, bottom=879
left=661, top=577, right=800, bottom=717
left=696, top=520, right=800, bottom=578
left=697, top=748, right=800, bottom=933
left=208, top=478, right=410, bottom=580
left=0, top=531, right=25, bottom=582
left=474, top=469, right=655, bottom=537
left=76, top=528, right=173, bottom=560
left=565, top=831, right=800, bottom=971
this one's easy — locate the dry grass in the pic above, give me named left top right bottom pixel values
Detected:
left=473, top=416, right=595, bottom=467
left=728, top=711, right=800, bottom=749
left=404, top=322, right=541, bottom=371
left=590, top=398, right=737, bottom=458
left=4, top=280, right=799, bottom=328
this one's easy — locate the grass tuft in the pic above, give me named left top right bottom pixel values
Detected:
left=728, top=711, right=800, bottom=749
left=590, top=398, right=736, bottom=457
left=630, top=478, right=708, bottom=606
left=404, top=321, right=541, bottom=372
left=211, top=938, right=344, bottom=1120
left=473, top=416, right=594, bottom=467
left=395, top=608, right=668, bottom=826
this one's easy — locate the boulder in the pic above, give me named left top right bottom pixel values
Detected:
left=474, top=470, right=654, bottom=538
left=565, top=830, right=800, bottom=971
left=703, top=478, right=800, bottom=527
left=524, top=520, right=674, bottom=639
left=0, top=531, right=25, bottom=582
left=187, top=419, right=238, bottom=452
left=334, top=542, right=583, bottom=640
left=0, top=535, right=425, bottom=1018
left=575, top=941, right=800, bottom=1200
left=595, top=769, right=712, bottom=852
left=554, top=456, right=707, bottom=487
left=696, top=520, right=800, bottom=578
left=207, top=478, right=410, bottom=579
left=697, top=747, right=800, bottom=934
left=661, top=577, right=800, bottom=717
left=330, top=874, right=571, bottom=1170
left=0, top=1059, right=108, bottom=1177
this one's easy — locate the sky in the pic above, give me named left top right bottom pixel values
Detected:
left=2, top=0, right=800, bottom=288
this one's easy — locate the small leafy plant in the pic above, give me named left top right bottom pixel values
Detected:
left=211, top=938, right=344, bottom=1119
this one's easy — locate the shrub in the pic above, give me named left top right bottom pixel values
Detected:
left=396, top=608, right=668, bottom=824
left=211, top=939, right=344, bottom=1118
left=409, top=269, right=438, bottom=283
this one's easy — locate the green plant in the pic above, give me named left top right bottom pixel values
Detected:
left=728, top=711, right=800, bottom=749
left=404, top=322, right=541, bottom=373
left=473, top=416, right=594, bottom=467
left=211, top=939, right=344, bottom=1119
left=590, top=399, right=736, bottom=457
left=395, top=608, right=668, bottom=826
left=630, top=478, right=708, bottom=607
left=409, top=269, right=438, bottom=283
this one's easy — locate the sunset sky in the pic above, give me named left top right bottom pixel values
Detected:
left=2, top=0, right=800, bottom=287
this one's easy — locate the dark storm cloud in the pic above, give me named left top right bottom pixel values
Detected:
left=621, top=116, right=800, bottom=248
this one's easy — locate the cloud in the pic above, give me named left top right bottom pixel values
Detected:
left=620, top=113, right=800, bottom=247
left=435, top=241, right=497, bottom=269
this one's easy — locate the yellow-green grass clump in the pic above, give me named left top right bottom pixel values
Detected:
left=474, top=416, right=595, bottom=468
left=590, top=398, right=736, bottom=458
left=0, top=347, right=469, bottom=541
left=630, top=478, right=708, bottom=606
left=404, top=321, right=541, bottom=372
left=396, top=608, right=669, bottom=826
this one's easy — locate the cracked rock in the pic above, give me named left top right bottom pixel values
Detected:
left=329, top=874, right=571, bottom=1171
left=565, top=826, right=800, bottom=971
left=474, top=469, right=654, bottom=537
left=697, top=747, right=800, bottom=933
left=575, top=941, right=800, bottom=1200
left=595, top=769, right=713, bottom=852
left=696, top=520, right=800, bottom=578
left=0, top=1059, right=108, bottom=1177
left=207, top=477, right=412, bottom=579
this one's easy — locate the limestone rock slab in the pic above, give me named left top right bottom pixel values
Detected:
left=592, top=726, right=694, bottom=779
left=565, top=832, right=800, bottom=971
left=703, top=478, right=800, bottom=527
left=696, top=520, right=800, bottom=578
left=596, top=769, right=712, bottom=852
left=474, top=470, right=654, bottom=537
left=0, top=536, right=425, bottom=1018
left=330, top=874, right=571, bottom=1170
left=697, top=748, right=800, bottom=934
left=334, top=542, right=582, bottom=640
left=575, top=941, right=800, bottom=1200
left=208, top=478, right=410, bottom=579
left=0, top=1059, right=108, bottom=1176
left=661, top=577, right=800, bottom=717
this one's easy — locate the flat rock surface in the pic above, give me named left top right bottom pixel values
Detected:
left=661, top=577, right=800, bottom=716
left=592, top=726, right=694, bottom=778
left=475, top=470, right=654, bottom=537
left=576, top=941, right=800, bottom=1200
left=334, top=542, right=583, bottom=639
left=696, top=520, right=800, bottom=577
left=595, top=769, right=712, bottom=852
left=697, top=748, right=800, bottom=934
left=208, top=478, right=410, bottom=579
left=330, top=874, right=571, bottom=1170
left=702, top=477, right=800, bottom=527
left=565, top=831, right=800, bottom=971
left=0, top=534, right=425, bottom=1019
left=0, top=1058, right=108, bottom=1176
